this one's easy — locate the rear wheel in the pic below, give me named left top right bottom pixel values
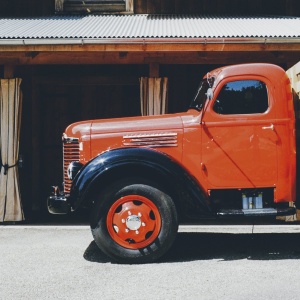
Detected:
left=91, top=180, right=178, bottom=264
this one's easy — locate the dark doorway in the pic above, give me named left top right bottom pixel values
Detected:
left=28, top=80, right=140, bottom=219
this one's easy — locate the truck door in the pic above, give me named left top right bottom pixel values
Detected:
left=201, top=78, right=278, bottom=188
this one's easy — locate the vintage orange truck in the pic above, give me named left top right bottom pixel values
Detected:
left=48, top=63, right=297, bottom=263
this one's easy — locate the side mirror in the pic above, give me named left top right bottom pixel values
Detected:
left=206, top=88, right=213, bottom=100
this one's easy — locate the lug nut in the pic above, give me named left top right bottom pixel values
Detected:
left=135, top=230, right=139, bottom=234
left=138, top=212, right=142, bottom=217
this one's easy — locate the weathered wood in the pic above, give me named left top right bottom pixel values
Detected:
left=31, top=75, right=41, bottom=211
left=126, top=0, right=134, bottom=12
left=33, top=75, right=139, bottom=86
left=149, top=62, right=159, bottom=77
left=1, top=42, right=300, bottom=54
left=55, top=0, right=64, bottom=12
left=147, top=0, right=160, bottom=14
left=0, top=50, right=300, bottom=66
left=17, top=68, right=34, bottom=217
left=63, top=3, right=126, bottom=13
left=26, top=69, right=142, bottom=212
left=3, top=65, right=14, bottom=79
left=56, top=0, right=134, bottom=13
left=287, top=62, right=300, bottom=94
left=1, top=0, right=300, bottom=16
left=134, top=0, right=146, bottom=14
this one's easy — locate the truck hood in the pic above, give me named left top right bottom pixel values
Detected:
left=89, top=113, right=185, bottom=159
left=64, top=121, right=91, bottom=142
left=91, top=113, right=184, bottom=134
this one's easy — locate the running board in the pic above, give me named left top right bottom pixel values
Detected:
left=217, top=207, right=296, bottom=217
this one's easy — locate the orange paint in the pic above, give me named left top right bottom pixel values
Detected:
left=64, top=63, right=295, bottom=204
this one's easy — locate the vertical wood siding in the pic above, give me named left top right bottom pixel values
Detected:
left=134, top=0, right=300, bottom=16
left=0, top=0, right=54, bottom=17
left=0, top=0, right=299, bottom=17
left=287, top=62, right=300, bottom=121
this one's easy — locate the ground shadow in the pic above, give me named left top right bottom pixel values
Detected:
left=83, top=232, right=300, bottom=264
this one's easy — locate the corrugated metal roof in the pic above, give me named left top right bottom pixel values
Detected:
left=0, top=14, right=300, bottom=42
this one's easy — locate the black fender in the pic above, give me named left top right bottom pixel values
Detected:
left=69, top=147, right=213, bottom=219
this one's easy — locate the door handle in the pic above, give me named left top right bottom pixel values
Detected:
left=262, top=124, right=274, bottom=131
left=262, top=123, right=279, bottom=143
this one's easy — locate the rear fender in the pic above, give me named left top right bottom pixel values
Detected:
left=70, top=148, right=212, bottom=218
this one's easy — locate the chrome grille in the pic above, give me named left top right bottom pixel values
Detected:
left=63, top=139, right=80, bottom=194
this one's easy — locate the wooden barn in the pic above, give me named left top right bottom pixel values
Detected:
left=0, top=0, right=300, bottom=222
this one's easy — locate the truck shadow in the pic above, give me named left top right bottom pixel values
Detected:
left=83, top=232, right=300, bottom=264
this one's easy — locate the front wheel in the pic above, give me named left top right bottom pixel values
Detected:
left=91, top=181, right=178, bottom=264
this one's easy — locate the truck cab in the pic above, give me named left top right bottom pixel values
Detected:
left=48, top=63, right=296, bottom=263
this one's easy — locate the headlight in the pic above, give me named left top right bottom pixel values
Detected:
left=67, top=161, right=83, bottom=180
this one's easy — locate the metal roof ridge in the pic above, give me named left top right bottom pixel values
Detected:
left=0, top=14, right=299, bottom=42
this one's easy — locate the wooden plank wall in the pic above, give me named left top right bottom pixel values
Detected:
left=134, top=0, right=300, bottom=16
left=0, top=0, right=300, bottom=17
left=0, top=0, right=54, bottom=17
left=287, top=62, right=300, bottom=121
left=286, top=62, right=300, bottom=220
left=16, top=65, right=146, bottom=217
left=285, top=63, right=300, bottom=141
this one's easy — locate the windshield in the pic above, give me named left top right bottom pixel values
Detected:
left=190, top=77, right=215, bottom=110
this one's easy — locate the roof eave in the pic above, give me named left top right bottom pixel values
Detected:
left=0, top=37, right=300, bottom=46
left=1, top=37, right=300, bottom=53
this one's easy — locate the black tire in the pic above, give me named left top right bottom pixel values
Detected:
left=90, top=179, right=178, bottom=264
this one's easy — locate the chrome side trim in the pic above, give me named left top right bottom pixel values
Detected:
left=62, top=136, right=79, bottom=144
left=123, top=132, right=178, bottom=147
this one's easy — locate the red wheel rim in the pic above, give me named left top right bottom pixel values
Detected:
left=106, top=195, right=162, bottom=249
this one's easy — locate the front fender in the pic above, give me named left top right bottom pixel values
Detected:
left=70, top=148, right=213, bottom=218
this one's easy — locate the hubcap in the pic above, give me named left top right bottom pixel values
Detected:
left=126, top=215, right=142, bottom=230
left=106, top=195, right=161, bottom=249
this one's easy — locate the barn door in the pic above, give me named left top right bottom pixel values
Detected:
left=286, top=62, right=300, bottom=120
left=287, top=61, right=300, bottom=220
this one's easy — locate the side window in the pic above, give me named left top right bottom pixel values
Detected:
left=213, top=80, right=268, bottom=115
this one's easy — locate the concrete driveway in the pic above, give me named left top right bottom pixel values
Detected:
left=1, top=224, right=300, bottom=300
